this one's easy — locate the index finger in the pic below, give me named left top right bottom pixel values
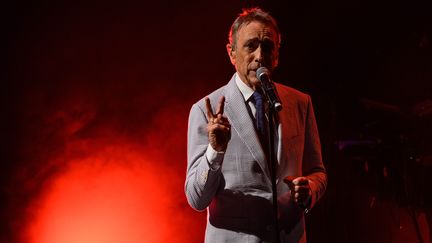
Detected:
left=205, top=97, right=215, bottom=120
left=283, top=176, right=296, bottom=190
left=292, top=177, right=309, bottom=186
left=215, top=96, right=225, bottom=115
left=283, top=176, right=296, bottom=184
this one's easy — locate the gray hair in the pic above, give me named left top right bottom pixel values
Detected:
left=228, top=7, right=281, bottom=50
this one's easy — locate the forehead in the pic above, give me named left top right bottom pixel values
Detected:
left=237, top=21, right=278, bottom=42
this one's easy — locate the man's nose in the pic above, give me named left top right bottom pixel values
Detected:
left=254, top=45, right=264, bottom=63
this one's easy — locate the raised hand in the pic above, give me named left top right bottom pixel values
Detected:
left=205, top=96, right=231, bottom=152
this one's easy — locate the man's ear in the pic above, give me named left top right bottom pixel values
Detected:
left=273, top=55, right=279, bottom=68
left=273, top=50, right=279, bottom=69
left=226, top=43, right=236, bottom=65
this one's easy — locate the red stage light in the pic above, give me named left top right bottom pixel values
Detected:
left=22, top=143, right=202, bottom=243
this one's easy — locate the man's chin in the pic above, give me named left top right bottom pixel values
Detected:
left=249, top=78, right=262, bottom=90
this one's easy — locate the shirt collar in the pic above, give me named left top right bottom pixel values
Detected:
left=235, top=73, right=255, bottom=102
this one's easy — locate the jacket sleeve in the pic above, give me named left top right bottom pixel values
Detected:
left=303, top=95, right=327, bottom=209
left=185, top=103, right=223, bottom=211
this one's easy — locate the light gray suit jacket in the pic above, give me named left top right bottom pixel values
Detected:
left=185, top=74, right=327, bottom=243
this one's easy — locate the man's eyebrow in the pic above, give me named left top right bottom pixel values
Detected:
left=243, top=37, right=275, bottom=46
left=243, top=38, right=259, bottom=45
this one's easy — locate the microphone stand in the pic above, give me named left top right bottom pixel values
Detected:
left=261, top=86, right=281, bottom=243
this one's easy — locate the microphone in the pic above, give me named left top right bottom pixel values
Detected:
left=256, top=67, right=282, bottom=112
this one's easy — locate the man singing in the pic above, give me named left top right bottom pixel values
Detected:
left=185, top=7, right=327, bottom=243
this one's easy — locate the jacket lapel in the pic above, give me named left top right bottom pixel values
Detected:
left=224, top=75, right=271, bottom=180
left=275, top=84, right=300, bottom=179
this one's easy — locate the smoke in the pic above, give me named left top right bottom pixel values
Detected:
left=5, top=87, right=207, bottom=243
left=22, top=135, right=198, bottom=243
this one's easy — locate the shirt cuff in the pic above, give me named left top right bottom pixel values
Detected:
left=205, top=144, right=225, bottom=170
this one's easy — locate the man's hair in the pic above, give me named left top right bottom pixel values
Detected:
left=228, top=7, right=281, bottom=50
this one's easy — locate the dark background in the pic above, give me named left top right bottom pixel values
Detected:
left=2, top=0, right=431, bottom=242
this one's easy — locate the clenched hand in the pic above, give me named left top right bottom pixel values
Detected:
left=284, top=176, right=312, bottom=209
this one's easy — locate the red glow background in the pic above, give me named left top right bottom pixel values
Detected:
left=2, top=1, right=431, bottom=243
left=2, top=2, right=232, bottom=242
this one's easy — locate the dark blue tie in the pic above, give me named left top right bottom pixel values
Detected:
left=253, top=91, right=265, bottom=136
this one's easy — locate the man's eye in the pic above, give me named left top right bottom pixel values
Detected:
left=261, top=41, right=275, bottom=52
left=246, top=43, right=256, bottom=50
left=245, top=41, right=258, bottom=51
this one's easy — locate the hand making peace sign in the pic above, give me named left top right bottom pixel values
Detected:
left=205, top=96, right=231, bottom=152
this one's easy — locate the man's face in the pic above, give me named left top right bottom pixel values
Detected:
left=227, top=21, right=279, bottom=90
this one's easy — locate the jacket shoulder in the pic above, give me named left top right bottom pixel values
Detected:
left=192, top=84, right=228, bottom=110
left=274, top=82, right=310, bottom=104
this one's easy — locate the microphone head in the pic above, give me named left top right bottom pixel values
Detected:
left=256, top=67, right=270, bottom=82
